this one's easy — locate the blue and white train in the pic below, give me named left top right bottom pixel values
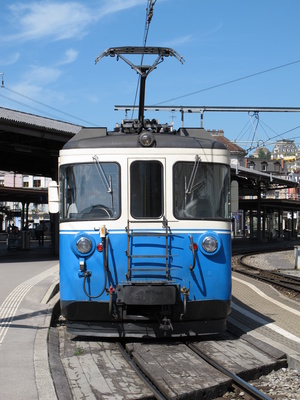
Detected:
left=48, top=47, right=232, bottom=337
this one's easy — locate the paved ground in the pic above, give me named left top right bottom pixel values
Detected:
left=231, top=238, right=300, bottom=370
left=0, top=239, right=59, bottom=400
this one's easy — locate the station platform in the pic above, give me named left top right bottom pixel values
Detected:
left=0, top=236, right=57, bottom=261
left=232, top=235, right=298, bottom=254
left=0, top=238, right=59, bottom=399
left=230, top=239, right=300, bottom=370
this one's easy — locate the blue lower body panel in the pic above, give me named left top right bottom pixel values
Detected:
left=59, top=228, right=232, bottom=337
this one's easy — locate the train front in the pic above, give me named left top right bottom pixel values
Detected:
left=49, top=126, right=232, bottom=338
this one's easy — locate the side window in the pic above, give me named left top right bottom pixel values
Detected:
left=130, top=161, right=163, bottom=218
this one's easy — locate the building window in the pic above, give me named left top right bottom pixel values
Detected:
left=23, top=175, right=29, bottom=188
left=261, top=162, right=268, bottom=172
left=0, top=176, right=4, bottom=186
left=248, top=161, right=255, bottom=170
left=33, top=179, right=41, bottom=188
left=274, top=162, right=280, bottom=173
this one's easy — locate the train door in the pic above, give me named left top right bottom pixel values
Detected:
left=127, top=158, right=166, bottom=222
left=126, top=158, right=170, bottom=281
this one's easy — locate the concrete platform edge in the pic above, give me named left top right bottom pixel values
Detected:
left=228, top=316, right=300, bottom=372
left=34, top=291, right=60, bottom=400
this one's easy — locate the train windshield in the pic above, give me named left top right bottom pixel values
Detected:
left=173, top=162, right=230, bottom=219
left=59, top=162, right=120, bottom=220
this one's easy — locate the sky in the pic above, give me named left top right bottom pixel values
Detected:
left=1, top=0, right=300, bottom=154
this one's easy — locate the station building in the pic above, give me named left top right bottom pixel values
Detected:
left=211, top=130, right=300, bottom=241
left=0, top=170, right=52, bottom=231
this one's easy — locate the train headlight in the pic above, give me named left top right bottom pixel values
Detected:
left=202, top=236, right=218, bottom=253
left=139, top=131, right=154, bottom=147
left=76, top=237, right=93, bottom=254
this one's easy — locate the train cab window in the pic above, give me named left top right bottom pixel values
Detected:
left=173, top=162, right=230, bottom=220
left=59, top=162, right=120, bottom=220
left=130, top=160, right=163, bottom=218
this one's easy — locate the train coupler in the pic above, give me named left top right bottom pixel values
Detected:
left=159, top=317, right=173, bottom=331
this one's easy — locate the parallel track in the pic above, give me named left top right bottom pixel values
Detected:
left=233, top=254, right=300, bottom=298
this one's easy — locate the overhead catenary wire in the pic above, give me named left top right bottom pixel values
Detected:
left=131, top=0, right=157, bottom=119
left=155, top=58, right=300, bottom=105
left=245, top=124, right=300, bottom=153
left=0, top=76, right=98, bottom=126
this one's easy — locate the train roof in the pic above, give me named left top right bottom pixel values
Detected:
left=63, top=126, right=227, bottom=150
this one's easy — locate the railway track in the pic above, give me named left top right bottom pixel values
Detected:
left=232, top=254, right=300, bottom=300
left=50, top=323, right=287, bottom=399
left=48, top=245, right=299, bottom=399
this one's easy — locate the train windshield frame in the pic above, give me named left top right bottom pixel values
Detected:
left=59, top=162, right=121, bottom=220
left=173, top=161, right=230, bottom=220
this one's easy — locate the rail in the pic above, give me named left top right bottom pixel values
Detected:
left=187, top=343, right=272, bottom=400
left=116, top=342, right=167, bottom=400
left=234, top=254, right=300, bottom=297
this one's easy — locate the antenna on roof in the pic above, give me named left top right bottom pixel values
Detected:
left=95, top=47, right=184, bottom=131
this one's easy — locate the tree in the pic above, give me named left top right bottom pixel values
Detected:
left=257, top=148, right=270, bottom=159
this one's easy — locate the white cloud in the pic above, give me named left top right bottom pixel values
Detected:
left=56, top=49, right=79, bottom=66
left=23, top=65, right=62, bottom=85
left=164, top=35, right=194, bottom=48
left=100, top=0, right=147, bottom=16
left=11, top=82, right=43, bottom=100
left=7, top=2, right=93, bottom=42
left=0, top=52, right=20, bottom=66
left=2, top=0, right=146, bottom=44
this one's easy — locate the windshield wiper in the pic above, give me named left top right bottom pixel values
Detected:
left=185, top=155, right=201, bottom=195
left=184, top=155, right=205, bottom=208
left=93, top=155, right=113, bottom=208
left=93, top=155, right=112, bottom=193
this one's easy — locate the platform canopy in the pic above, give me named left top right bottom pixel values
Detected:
left=0, top=185, right=48, bottom=204
left=231, top=164, right=298, bottom=197
left=0, top=107, right=81, bottom=179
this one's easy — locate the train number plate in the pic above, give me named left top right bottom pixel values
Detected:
left=116, top=284, right=178, bottom=305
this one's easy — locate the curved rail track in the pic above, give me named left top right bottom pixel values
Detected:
left=232, top=254, right=300, bottom=300
left=50, top=323, right=286, bottom=400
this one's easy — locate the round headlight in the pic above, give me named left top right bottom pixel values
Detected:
left=76, top=237, right=93, bottom=254
left=202, top=236, right=218, bottom=253
left=139, top=131, right=154, bottom=147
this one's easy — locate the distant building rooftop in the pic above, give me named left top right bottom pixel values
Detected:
left=209, top=129, right=246, bottom=155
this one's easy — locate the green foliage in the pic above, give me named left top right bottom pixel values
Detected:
left=257, top=148, right=270, bottom=159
